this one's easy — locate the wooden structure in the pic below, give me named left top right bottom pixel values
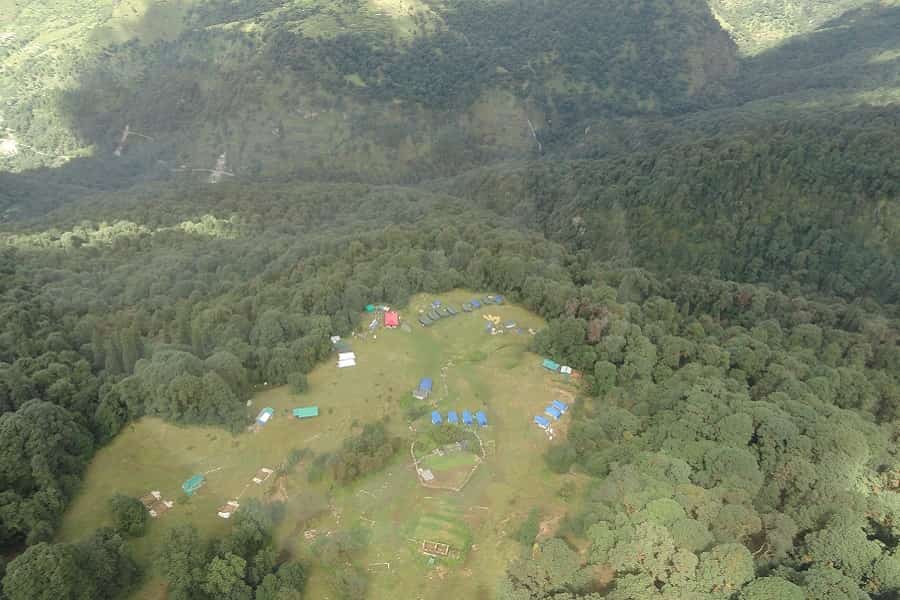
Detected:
left=421, top=540, right=451, bottom=557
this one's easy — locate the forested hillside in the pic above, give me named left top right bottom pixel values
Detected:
left=0, top=0, right=898, bottom=599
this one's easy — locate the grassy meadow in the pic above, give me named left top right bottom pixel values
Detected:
left=58, top=290, right=584, bottom=599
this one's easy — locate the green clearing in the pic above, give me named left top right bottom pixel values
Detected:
left=420, top=451, right=480, bottom=472
left=58, top=290, right=580, bottom=600
left=412, top=500, right=472, bottom=555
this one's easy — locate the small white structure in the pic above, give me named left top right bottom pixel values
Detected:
left=217, top=501, right=240, bottom=519
left=252, top=468, right=274, bottom=484
left=560, top=365, right=573, bottom=375
left=338, top=358, right=357, bottom=368
left=418, top=468, right=435, bottom=482
left=330, top=335, right=341, bottom=344
left=338, top=352, right=356, bottom=361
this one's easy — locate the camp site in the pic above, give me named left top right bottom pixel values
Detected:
left=57, top=291, right=580, bottom=600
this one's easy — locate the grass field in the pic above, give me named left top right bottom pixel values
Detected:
left=58, top=289, right=582, bottom=600
left=421, top=451, right=480, bottom=472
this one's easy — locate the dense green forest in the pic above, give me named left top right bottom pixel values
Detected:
left=0, top=0, right=898, bottom=598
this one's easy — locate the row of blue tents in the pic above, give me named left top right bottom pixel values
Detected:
left=432, top=410, right=488, bottom=427
left=534, top=400, right=568, bottom=430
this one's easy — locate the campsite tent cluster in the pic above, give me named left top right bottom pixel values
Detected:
left=419, top=295, right=503, bottom=327
left=432, top=409, right=488, bottom=427
left=534, top=400, right=568, bottom=431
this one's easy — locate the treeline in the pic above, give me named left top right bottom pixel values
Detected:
left=326, top=421, right=404, bottom=486
left=519, top=274, right=898, bottom=598
left=450, top=112, right=900, bottom=304
left=157, top=500, right=306, bottom=600
left=0, top=181, right=562, bottom=550
left=0, top=174, right=896, bottom=598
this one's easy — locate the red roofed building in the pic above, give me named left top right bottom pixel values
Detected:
left=384, top=311, right=400, bottom=328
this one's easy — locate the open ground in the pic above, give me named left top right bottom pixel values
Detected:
left=58, top=290, right=583, bottom=599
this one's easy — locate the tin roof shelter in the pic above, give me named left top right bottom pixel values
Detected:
left=414, top=377, right=433, bottom=399
left=552, top=400, right=568, bottom=413
left=534, top=415, right=551, bottom=430
left=256, top=407, right=274, bottom=425
left=545, top=405, right=562, bottom=420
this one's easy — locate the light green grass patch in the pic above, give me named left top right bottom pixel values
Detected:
left=62, top=289, right=576, bottom=600
left=420, top=450, right=479, bottom=472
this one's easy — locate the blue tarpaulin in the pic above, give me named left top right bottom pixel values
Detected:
left=448, top=411, right=459, bottom=424
left=419, top=378, right=433, bottom=392
left=462, top=410, right=473, bottom=425
left=476, top=411, right=488, bottom=427
left=431, top=411, right=442, bottom=425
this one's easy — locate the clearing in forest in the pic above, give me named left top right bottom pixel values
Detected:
left=58, top=290, right=577, bottom=600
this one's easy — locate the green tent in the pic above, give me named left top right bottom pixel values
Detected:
left=365, top=304, right=376, bottom=313
left=182, top=474, right=205, bottom=496
left=292, top=406, right=319, bottom=419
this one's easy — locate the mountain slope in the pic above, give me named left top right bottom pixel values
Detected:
left=2, top=0, right=736, bottom=180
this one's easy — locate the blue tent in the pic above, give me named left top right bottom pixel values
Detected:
left=545, top=405, right=562, bottom=420
left=431, top=411, right=442, bottom=425
left=552, top=400, right=568, bottom=413
left=471, top=299, right=482, bottom=308
left=447, top=411, right=459, bottom=424
left=462, top=410, right=473, bottom=425
left=534, top=415, right=551, bottom=429
left=476, top=411, right=488, bottom=427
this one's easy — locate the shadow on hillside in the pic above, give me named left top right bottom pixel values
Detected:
left=1, top=0, right=898, bottom=224
left=736, top=3, right=900, bottom=102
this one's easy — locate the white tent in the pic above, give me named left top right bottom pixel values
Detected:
left=338, top=359, right=357, bottom=368
left=338, top=352, right=356, bottom=361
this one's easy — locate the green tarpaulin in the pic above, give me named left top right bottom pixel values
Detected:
left=292, top=406, right=319, bottom=419
left=365, top=304, right=376, bottom=312
left=182, top=474, right=205, bottom=496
